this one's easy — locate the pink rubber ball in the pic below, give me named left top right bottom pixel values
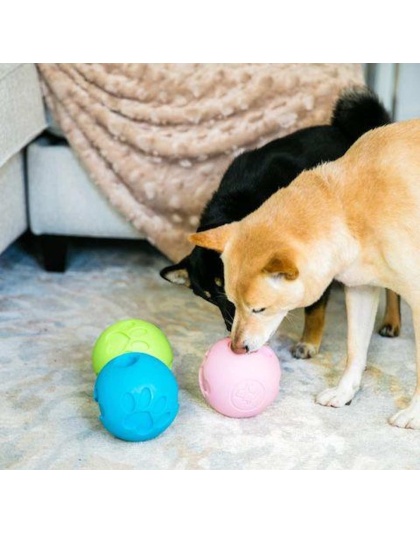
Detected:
left=199, top=337, right=281, bottom=418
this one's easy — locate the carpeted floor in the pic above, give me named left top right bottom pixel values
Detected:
left=0, top=237, right=418, bottom=469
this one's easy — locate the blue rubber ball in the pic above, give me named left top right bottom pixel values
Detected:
left=94, top=352, right=179, bottom=441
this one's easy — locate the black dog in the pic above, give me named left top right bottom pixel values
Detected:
left=161, top=87, right=401, bottom=358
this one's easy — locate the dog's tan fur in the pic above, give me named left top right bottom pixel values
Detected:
left=190, top=119, right=420, bottom=429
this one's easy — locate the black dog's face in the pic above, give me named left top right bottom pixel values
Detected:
left=160, top=247, right=235, bottom=331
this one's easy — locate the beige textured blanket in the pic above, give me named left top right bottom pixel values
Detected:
left=37, top=64, right=364, bottom=262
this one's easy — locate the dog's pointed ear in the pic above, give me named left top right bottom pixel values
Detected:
left=189, top=223, right=235, bottom=253
left=160, top=258, right=191, bottom=287
left=263, top=255, right=299, bottom=281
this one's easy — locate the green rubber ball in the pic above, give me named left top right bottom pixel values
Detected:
left=92, top=319, right=173, bottom=374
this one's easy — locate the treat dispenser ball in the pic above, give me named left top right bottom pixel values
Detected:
left=94, top=352, right=179, bottom=441
left=199, top=337, right=281, bottom=418
left=92, top=318, right=173, bottom=375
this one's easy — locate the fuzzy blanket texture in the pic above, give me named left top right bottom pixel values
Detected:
left=37, top=63, right=364, bottom=262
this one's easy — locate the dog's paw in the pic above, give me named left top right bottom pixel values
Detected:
left=389, top=397, right=420, bottom=429
left=292, top=342, right=318, bottom=359
left=378, top=322, right=400, bottom=338
left=316, top=385, right=357, bottom=408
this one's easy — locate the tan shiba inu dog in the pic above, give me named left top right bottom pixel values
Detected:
left=190, top=119, right=420, bottom=429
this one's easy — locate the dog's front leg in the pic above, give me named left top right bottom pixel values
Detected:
left=316, top=285, right=380, bottom=407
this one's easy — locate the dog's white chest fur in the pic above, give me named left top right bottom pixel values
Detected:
left=335, top=258, right=381, bottom=288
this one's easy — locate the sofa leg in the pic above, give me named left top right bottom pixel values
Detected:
left=39, top=235, right=68, bottom=272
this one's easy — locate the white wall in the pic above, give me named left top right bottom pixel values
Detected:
left=394, top=64, right=420, bottom=120
left=366, top=63, right=420, bottom=120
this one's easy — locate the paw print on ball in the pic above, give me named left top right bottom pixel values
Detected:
left=231, top=380, right=265, bottom=411
left=94, top=352, right=179, bottom=441
left=106, top=327, right=149, bottom=356
left=121, top=388, right=173, bottom=437
left=92, top=319, right=173, bottom=375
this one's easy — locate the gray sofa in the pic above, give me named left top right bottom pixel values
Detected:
left=0, top=63, right=144, bottom=271
left=0, top=64, right=46, bottom=256
left=27, top=134, right=143, bottom=269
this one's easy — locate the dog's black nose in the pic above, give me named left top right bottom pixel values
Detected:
left=231, top=343, right=249, bottom=354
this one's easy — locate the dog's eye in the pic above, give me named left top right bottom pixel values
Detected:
left=252, top=307, right=266, bottom=314
left=214, top=278, right=223, bottom=287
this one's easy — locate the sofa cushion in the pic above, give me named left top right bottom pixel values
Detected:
left=0, top=64, right=46, bottom=166
left=27, top=137, right=143, bottom=239
left=0, top=152, right=26, bottom=253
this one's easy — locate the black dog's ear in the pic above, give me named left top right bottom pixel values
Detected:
left=160, top=258, right=191, bottom=287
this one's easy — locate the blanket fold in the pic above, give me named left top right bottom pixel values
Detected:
left=37, top=63, right=363, bottom=262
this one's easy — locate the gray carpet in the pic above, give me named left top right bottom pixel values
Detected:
left=1, top=237, right=418, bottom=469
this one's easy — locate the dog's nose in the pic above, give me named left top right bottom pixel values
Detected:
left=231, top=342, right=249, bottom=354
